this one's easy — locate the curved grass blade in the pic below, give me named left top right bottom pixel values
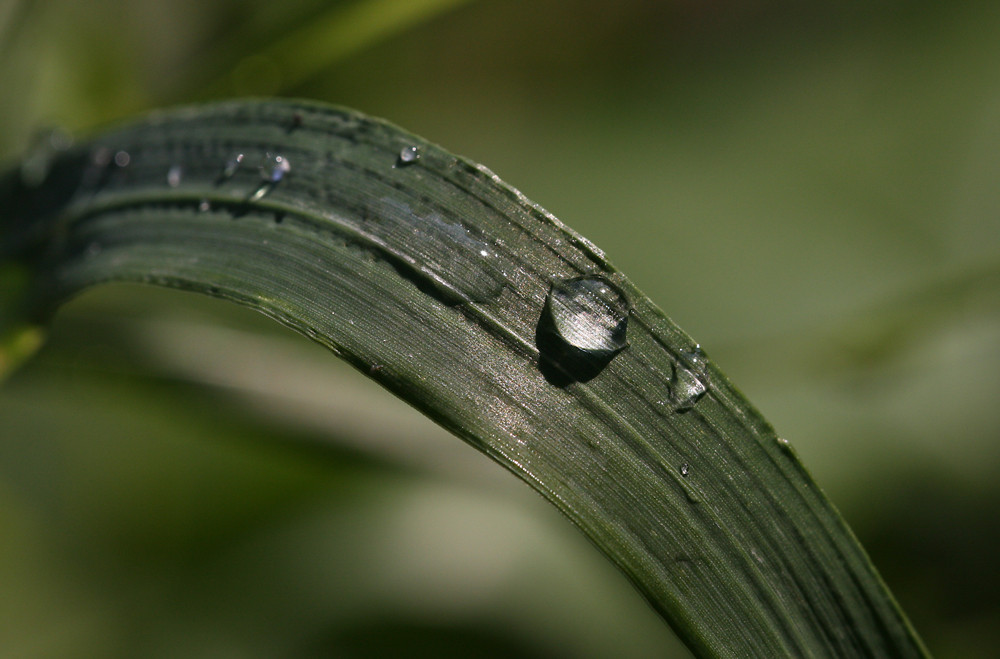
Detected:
left=0, top=99, right=928, bottom=657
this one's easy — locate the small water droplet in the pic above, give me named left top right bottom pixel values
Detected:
left=114, top=150, right=130, bottom=168
left=260, top=152, right=290, bottom=183
left=683, top=344, right=707, bottom=370
left=670, top=363, right=706, bottom=412
left=680, top=463, right=690, bottom=477
left=776, top=437, right=796, bottom=455
left=219, top=152, right=244, bottom=182
left=249, top=153, right=290, bottom=201
left=397, top=145, right=420, bottom=166
left=536, top=275, right=629, bottom=383
left=198, top=199, right=211, bottom=212
left=167, top=164, right=183, bottom=188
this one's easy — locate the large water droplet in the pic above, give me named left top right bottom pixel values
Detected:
left=536, top=275, right=629, bottom=383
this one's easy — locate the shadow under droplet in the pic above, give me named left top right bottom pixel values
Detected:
left=535, top=317, right=618, bottom=386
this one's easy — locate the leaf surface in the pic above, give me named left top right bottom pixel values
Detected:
left=0, top=99, right=928, bottom=658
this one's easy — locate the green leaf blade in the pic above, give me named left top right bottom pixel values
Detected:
left=0, top=99, right=928, bottom=658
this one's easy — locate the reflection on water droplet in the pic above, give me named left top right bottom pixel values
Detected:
left=536, top=275, right=629, bottom=384
left=680, top=463, right=690, bottom=477
left=113, top=150, right=130, bottom=168
left=167, top=164, right=183, bottom=188
left=397, top=145, right=420, bottom=166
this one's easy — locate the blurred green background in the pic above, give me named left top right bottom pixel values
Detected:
left=2, top=0, right=999, bottom=656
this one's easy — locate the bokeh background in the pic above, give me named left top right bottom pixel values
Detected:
left=2, top=0, right=999, bottom=656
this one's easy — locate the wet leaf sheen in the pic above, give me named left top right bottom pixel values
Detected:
left=0, top=100, right=927, bottom=658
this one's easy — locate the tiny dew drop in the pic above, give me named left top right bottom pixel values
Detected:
left=397, top=145, right=420, bottom=166
left=680, top=463, right=690, bottom=477
left=682, top=344, right=707, bottom=370
left=219, top=152, right=244, bottom=181
left=250, top=153, right=290, bottom=201
left=113, top=150, right=130, bottom=168
left=198, top=199, right=211, bottom=212
left=536, top=275, right=630, bottom=384
left=260, top=153, right=290, bottom=183
left=167, top=164, right=183, bottom=188
left=670, top=363, right=706, bottom=412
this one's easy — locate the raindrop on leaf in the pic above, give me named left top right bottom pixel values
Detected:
left=167, top=164, right=183, bottom=188
left=536, top=275, right=629, bottom=384
left=397, top=145, right=420, bottom=166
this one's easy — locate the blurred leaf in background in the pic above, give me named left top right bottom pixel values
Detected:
left=1, top=0, right=998, bottom=657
